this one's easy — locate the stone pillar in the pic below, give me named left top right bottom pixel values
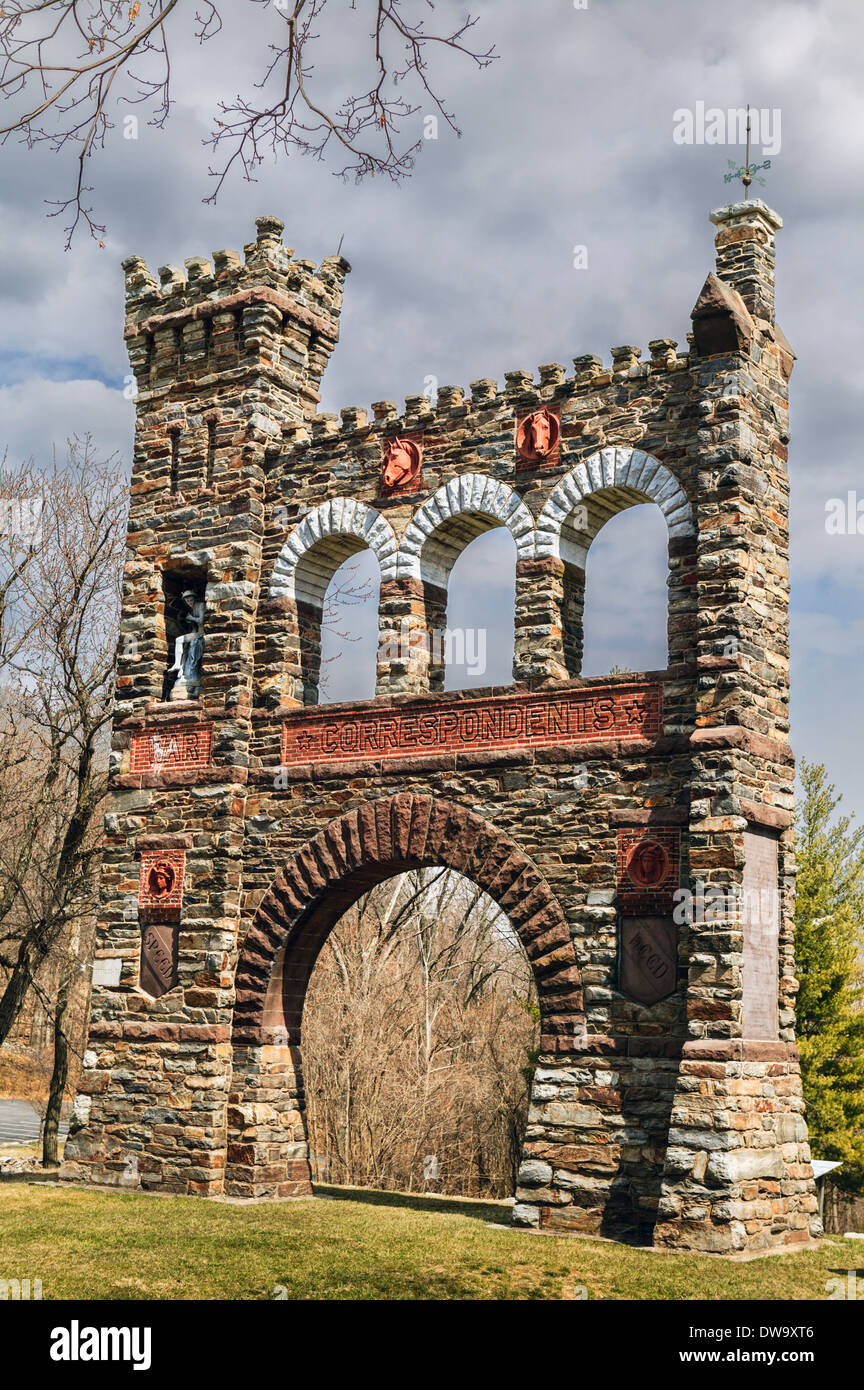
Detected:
left=710, top=199, right=782, bottom=323
left=652, top=201, right=820, bottom=1254
left=227, top=1044, right=312, bottom=1198
left=64, top=221, right=348, bottom=1197
left=377, top=577, right=431, bottom=694
left=561, top=563, right=585, bottom=678
left=513, top=558, right=569, bottom=683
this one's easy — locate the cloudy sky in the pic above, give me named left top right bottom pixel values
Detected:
left=1, top=0, right=861, bottom=818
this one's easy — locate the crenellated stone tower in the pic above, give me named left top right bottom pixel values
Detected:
left=63, top=203, right=820, bottom=1255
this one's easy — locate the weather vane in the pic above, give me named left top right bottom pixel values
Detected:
left=724, top=104, right=771, bottom=198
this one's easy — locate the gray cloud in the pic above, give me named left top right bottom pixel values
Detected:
left=1, top=0, right=862, bottom=812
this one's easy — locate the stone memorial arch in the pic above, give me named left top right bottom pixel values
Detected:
left=63, top=202, right=821, bottom=1254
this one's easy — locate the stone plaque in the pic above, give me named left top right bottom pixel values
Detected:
left=516, top=406, right=561, bottom=464
left=741, top=827, right=779, bottom=1040
left=619, top=916, right=677, bottom=1006
left=92, top=957, right=122, bottom=988
left=140, top=922, right=179, bottom=999
left=138, top=849, right=185, bottom=915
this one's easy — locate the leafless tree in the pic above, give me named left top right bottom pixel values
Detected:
left=0, top=438, right=127, bottom=1163
left=303, top=868, right=539, bottom=1198
left=0, top=1, right=496, bottom=246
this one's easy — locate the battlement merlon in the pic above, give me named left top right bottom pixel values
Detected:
left=270, top=201, right=791, bottom=452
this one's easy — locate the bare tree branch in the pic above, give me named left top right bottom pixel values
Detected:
left=0, top=0, right=495, bottom=246
left=0, top=437, right=127, bottom=1047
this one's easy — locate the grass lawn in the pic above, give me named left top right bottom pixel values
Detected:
left=0, top=1182, right=857, bottom=1301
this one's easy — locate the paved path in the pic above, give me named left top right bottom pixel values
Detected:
left=0, top=1099, right=68, bottom=1146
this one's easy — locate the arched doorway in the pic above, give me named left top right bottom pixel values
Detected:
left=226, top=793, right=582, bottom=1200
left=302, top=867, right=537, bottom=1198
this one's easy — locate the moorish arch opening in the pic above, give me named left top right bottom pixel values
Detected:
left=444, top=528, right=516, bottom=692
left=535, top=448, right=694, bottom=679
left=396, top=475, right=534, bottom=693
left=292, top=536, right=381, bottom=705
left=317, top=549, right=381, bottom=704
left=226, top=793, right=582, bottom=1204
left=266, top=497, right=396, bottom=706
left=416, top=513, right=516, bottom=693
left=580, top=502, right=669, bottom=677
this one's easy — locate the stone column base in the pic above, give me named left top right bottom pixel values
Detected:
left=513, top=1040, right=821, bottom=1255
left=224, top=1042, right=313, bottom=1199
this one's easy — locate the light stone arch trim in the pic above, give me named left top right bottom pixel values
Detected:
left=270, top=498, right=397, bottom=605
left=396, top=473, right=536, bottom=585
left=536, top=447, right=694, bottom=568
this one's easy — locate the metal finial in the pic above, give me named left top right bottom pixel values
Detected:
left=724, top=104, right=772, bottom=196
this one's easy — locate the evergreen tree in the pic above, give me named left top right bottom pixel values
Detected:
left=794, top=759, right=864, bottom=1189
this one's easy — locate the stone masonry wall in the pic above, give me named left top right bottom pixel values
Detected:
left=61, top=202, right=820, bottom=1255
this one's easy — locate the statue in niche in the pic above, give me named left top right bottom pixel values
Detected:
left=516, top=406, right=560, bottom=462
left=381, top=437, right=422, bottom=494
left=167, top=589, right=205, bottom=701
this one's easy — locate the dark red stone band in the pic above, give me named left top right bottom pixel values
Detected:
left=281, top=682, right=662, bottom=767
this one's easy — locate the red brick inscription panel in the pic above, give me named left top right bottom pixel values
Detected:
left=282, top=683, right=662, bottom=767
left=130, top=723, right=213, bottom=773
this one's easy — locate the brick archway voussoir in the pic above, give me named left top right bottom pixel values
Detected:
left=233, top=793, right=582, bottom=1041
left=389, top=791, right=417, bottom=861
left=374, top=798, right=394, bottom=862
left=482, top=848, right=535, bottom=905
left=336, top=806, right=364, bottom=870
left=504, top=880, right=555, bottom=931
left=421, top=797, right=456, bottom=863
left=318, top=820, right=353, bottom=880
left=407, top=794, right=434, bottom=860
